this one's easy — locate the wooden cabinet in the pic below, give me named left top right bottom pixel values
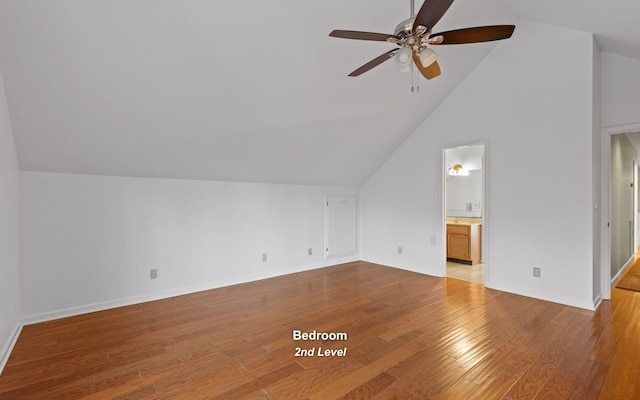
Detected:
left=447, top=224, right=481, bottom=265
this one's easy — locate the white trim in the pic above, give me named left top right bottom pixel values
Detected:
left=593, top=294, right=603, bottom=310
left=482, top=144, right=490, bottom=286
left=612, top=254, right=635, bottom=285
left=22, top=258, right=358, bottom=325
left=488, top=281, right=597, bottom=311
left=360, top=257, right=441, bottom=277
left=601, top=122, right=640, bottom=300
left=0, top=322, right=23, bottom=375
left=441, top=141, right=489, bottom=285
left=602, top=128, right=611, bottom=300
left=603, top=123, right=640, bottom=133
left=324, top=195, right=358, bottom=259
left=631, top=158, right=638, bottom=255
left=362, top=258, right=596, bottom=310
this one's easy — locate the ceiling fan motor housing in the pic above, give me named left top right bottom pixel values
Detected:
left=394, top=17, right=416, bottom=37
left=393, top=18, right=433, bottom=53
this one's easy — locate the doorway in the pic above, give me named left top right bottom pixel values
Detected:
left=609, top=133, right=638, bottom=283
left=443, top=144, right=486, bottom=284
left=325, top=196, right=358, bottom=258
left=602, top=126, right=640, bottom=301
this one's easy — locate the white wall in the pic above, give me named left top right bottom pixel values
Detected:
left=592, top=38, right=602, bottom=304
left=360, top=20, right=596, bottom=309
left=602, top=52, right=640, bottom=128
left=20, top=172, right=358, bottom=321
left=0, top=67, right=21, bottom=371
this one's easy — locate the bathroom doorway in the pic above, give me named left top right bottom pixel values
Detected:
left=443, top=144, right=486, bottom=284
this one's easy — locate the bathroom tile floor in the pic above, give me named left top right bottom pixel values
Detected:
left=446, top=261, right=485, bottom=284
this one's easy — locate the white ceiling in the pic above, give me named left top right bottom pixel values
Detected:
left=624, top=132, right=640, bottom=153
left=0, top=0, right=638, bottom=186
left=508, top=0, right=640, bottom=61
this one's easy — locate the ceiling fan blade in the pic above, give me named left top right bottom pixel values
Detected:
left=412, top=52, right=441, bottom=80
left=348, top=49, right=398, bottom=77
left=329, top=30, right=394, bottom=42
left=431, top=25, right=515, bottom=44
left=413, top=0, right=454, bottom=32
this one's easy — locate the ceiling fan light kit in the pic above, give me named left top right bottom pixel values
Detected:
left=395, top=46, right=413, bottom=71
left=419, top=47, right=437, bottom=67
left=329, top=0, right=515, bottom=81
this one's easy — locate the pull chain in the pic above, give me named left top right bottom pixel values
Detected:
left=410, top=62, right=415, bottom=92
left=410, top=62, right=420, bottom=93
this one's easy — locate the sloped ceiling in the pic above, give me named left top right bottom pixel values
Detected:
left=508, top=0, right=640, bottom=60
left=0, top=0, right=637, bottom=186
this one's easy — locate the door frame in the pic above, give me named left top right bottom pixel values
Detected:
left=601, top=123, right=640, bottom=300
left=632, top=159, right=638, bottom=261
left=441, top=141, right=489, bottom=284
left=325, top=195, right=358, bottom=259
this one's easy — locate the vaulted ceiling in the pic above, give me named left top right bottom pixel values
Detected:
left=0, top=0, right=638, bottom=186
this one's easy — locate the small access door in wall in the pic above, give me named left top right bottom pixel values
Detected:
left=325, top=196, right=357, bottom=258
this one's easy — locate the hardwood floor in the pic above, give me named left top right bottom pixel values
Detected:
left=0, top=261, right=638, bottom=399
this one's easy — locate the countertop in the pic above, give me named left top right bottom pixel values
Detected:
left=446, top=217, right=482, bottom=226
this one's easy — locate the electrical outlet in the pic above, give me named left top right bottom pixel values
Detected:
left=398, top=246, right=403, bottom=255
left=262, top=253, right=267, bottom=262
left=150, top=269, right=157, bottom=279
left=430, top=236, right=436, bottom=245
left=308, top=248, right=312, bottom=256
left=533, top=267, right=541, bottom=278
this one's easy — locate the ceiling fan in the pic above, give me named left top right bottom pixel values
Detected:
left=329, top=0, right=515, bottom=80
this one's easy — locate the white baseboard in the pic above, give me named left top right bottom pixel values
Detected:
left=611, top=255, right=634, bottom=286
left=360, top=257, right=442, bottom=277
left=22, top=257, right=360, bottom=326
left=363, top=258, right=596, bottom=310
left=0, top=258, right=360, bottom=374
left=486, top=281, right=597, bottom=311
left=593, top=294, right=603, bottom=310
left=0, top=322, right=23, bottom=376
left=22, top=287, right=211, bottom=325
